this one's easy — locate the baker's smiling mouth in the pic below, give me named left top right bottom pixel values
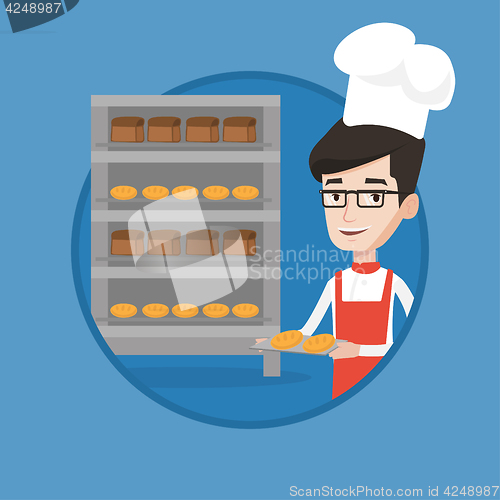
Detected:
left=338, top=226, right=371, bottom=236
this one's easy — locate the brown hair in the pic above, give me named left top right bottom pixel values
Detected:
left=309, top=119, right=425, bottom=205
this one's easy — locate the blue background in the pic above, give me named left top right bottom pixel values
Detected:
left=74, top=73, right=426, bottom=426
left=1, top=1, right=498, bottom=498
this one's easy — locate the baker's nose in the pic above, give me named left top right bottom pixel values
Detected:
left=343, top=193, right=357, bottom=222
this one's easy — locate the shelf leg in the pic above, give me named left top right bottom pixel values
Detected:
left=263, top=351, right=280, bottom=377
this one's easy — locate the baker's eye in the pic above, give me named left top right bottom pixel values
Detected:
left=370, top=193, right=381, bottom=203
left=331, top=193, right=341, bottom=202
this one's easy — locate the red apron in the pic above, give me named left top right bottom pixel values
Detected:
left=332, top=267, right=393, bottom=399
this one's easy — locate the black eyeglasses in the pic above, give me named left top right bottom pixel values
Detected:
left=319, top=190, right=411, bottom=208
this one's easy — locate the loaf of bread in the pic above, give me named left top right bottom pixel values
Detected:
left=186, top=117, right=219, bottom=142
left=223, top=229, right=257, bottom=256
left=303, top=334, right=336, bottom=353
left=271, top=330, right=303, bottom=350
left=223, top=117, right=257, bottom=142
left=147, top=230, right=181, bottom=255
left=186, top=230, right=220, bottom=255
left=110, top=117, right=145, bottom=142
left=111, top=230, right=145, bottom=255
left=147, top=117, right=181, bottom=142
left=232, top=303, right=259, bottom=318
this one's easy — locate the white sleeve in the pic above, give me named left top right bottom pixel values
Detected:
left=392, top=274, right=414, bottom=316
left=358, top=273, right=413, bottom=357
left=359, top=343, right=391, bottom=357
left=300, top=281, right=334, bottom=337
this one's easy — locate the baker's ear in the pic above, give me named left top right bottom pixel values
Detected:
left=401, top=193, right=419, bottom=219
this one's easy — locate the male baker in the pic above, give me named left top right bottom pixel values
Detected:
left=300, top=23, right=455, bottom=398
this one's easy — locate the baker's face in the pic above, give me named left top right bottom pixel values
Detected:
left=322, top=155, right=419, bottom=251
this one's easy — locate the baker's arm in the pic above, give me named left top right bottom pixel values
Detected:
left=358, top=274, right=414, bottom=357
left=392, top=274, right=414, bottom=316
left=358, top=342, right=392, bottom=357
left=300, top=281, right=333, bottom=336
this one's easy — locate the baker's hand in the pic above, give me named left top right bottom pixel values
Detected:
left=255, top=338, right=268, bottom=352
left=329, top=342, right=360, bottom=359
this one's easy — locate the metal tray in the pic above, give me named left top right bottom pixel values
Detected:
left=249, top=336, right=346, bottom=356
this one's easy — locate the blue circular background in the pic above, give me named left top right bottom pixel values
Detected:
left=72, top=72, right=428, bottom=429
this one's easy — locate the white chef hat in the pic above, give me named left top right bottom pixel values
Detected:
left=334, top=23, right=455, bottom=139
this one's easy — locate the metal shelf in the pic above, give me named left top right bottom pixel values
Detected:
left=95, top=197, right=272, bottom=204
left=95, top=255, right=260, bottom=264
left=98, top=325, right=279, bottom=338
left=91, top=150, right=280, bottom=164
left=91, top=210, right=280, bottom=222
left=91, top=94, right=280, bottom=368
left=96, top=142, right=271, bottom=150
left=91, top=266, right=279, bottom=280
left=91, top=95, right=280, bottom=108
left=95, top=316, right=272, bottom=326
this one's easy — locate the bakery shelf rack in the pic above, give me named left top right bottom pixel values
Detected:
left=95, top=141, right=272, bottom=150
left=91, top=151, right=280, bottom=163
left=91, top=210, right=280, bottom=222
left=95, top=197, right=272, bottom=204
left=95, top=317, right=273, bottom=326
left=91, top=95, right=281, bottom=376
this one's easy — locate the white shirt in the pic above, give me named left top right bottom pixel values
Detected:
left=300, top=267, right=414, bottom=357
